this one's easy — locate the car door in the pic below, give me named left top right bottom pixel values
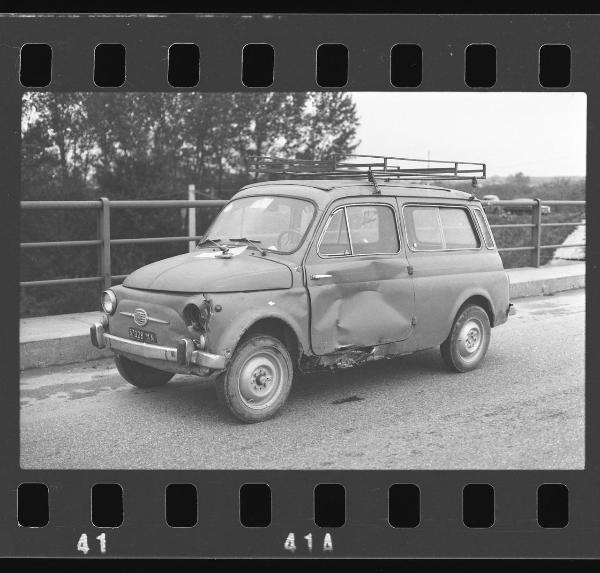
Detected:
left=401, top=201, right=488, bottom=348
left=304, top=198, right=416, bottom=355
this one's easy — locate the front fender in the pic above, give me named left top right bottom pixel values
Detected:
left=205, top=288, right=309, bottom=361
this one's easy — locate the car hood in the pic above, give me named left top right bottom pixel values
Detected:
left=123, top=247, right=293, bottom=293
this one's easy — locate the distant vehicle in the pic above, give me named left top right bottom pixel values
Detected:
left=504, top=198, right=551, bottom=215
left=482, top=194, right=500, bottom=202
left=90, top=154, right=512, bottom=423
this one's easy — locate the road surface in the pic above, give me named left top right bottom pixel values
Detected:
left=20, top=290, right=585, bottom=470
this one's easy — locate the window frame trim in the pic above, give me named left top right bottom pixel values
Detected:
left=316, top=202, right=402, bottom=259
left=402, top=203, right=483, bottom=252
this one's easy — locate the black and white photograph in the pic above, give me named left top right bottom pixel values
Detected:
left=19, top=91, right=586, bottom=470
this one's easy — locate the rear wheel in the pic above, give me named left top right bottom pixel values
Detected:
left=216, top=334, right=293, bottom=423
left=114, top=354, right=175, bottom=388
left=440, top=305, right=491, bottom=372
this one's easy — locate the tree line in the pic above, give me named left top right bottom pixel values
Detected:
left=21, top=92, right=360, bottom=316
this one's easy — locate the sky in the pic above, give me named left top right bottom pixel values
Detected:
left=351, top=92, right=586, bottom=177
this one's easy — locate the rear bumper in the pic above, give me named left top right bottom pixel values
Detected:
left=90, top=319, right=226, bottom=370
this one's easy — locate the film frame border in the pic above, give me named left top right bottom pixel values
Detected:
left=0, top=13, right=596, bottom=558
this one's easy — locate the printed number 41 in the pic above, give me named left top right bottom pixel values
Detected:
left=284, top=532, right=333, bottom=553
left=77, top=533, right=107, bottom=555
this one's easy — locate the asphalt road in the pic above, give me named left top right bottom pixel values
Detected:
left=20, top=290, right=585, bottom=470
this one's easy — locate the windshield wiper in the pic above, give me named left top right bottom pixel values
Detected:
left=228, top=237, right=267, bottom=256
left=196, top=238, right=230, bottom=254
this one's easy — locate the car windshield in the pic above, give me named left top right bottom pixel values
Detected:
left=203, top=196, right=316, bottom=254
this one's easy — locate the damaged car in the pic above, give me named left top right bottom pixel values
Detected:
left=90, top=154, right=513, bottom=423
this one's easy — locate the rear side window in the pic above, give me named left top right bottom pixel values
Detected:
left=474, top=208, right=496, bottom=249
left=404, top=206, right=443, bottom=250
left=439, top=207, right=480, bottom=249
left=404, top=205, right=480, bottom=251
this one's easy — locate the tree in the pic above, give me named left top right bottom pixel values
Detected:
left=296, top=92, right=360, bottom=160
left=20, top=92, right=362, bottom=316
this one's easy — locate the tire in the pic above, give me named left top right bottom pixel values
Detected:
left=114, top=354, right=175, bottom=388
left=440, top=305, right=491, bottom=373
left=215, top=334, right=293, bottom=423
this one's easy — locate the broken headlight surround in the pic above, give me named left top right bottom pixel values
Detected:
left=183, top=300, right=212, bottom=349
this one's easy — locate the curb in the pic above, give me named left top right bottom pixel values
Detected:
left=507, top=262, right=585, bottom=299
left=20, top=337, right=111, bottom=371
left=509, top=273, right=585, bottom=299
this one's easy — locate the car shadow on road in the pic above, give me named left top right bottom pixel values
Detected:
left=123, top=374, right=233, bottom=423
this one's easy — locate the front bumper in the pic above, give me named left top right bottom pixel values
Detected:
left=90, top=319, right=226, bottom=370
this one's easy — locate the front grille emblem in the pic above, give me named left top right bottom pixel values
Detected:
left=133, top=308, right=149, bottom=327
left=119, top=308, right=169, bottom=326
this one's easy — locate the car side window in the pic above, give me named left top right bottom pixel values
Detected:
left=318, top=208, right=351, bottom=256
left=439, top=207, right=480, bottom=249
left=473, top=208, right=496, bottom=249
left=405, top=205, right=480, bottom=250
left=404, top=206, right=444, bottom=250
left=346, top=205, right=400, bottom=254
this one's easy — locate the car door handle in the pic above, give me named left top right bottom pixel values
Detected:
left=310, top=274, right=333, bottom=280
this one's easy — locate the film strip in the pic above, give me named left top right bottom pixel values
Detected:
left=0, top=13, right=596, bottom=559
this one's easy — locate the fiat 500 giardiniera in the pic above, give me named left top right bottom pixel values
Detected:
left=90, top=154, right=513, bottom=423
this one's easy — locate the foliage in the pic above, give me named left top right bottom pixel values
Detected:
left=21, top=92, right=360, bottom=317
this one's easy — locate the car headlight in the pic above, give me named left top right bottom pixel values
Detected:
left=183, top=301, right=210, bottom=332
left=101, top=289, right=117, bottom=315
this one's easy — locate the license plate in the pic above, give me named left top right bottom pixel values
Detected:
left=128, top=327, right=157, bottom=344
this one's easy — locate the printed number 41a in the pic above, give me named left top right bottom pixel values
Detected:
left=284, top=532, right=333, bottom=553
left=77, top=533, right=107, bottom=555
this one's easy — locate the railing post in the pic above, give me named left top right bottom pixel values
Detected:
left=531, top=198, right=542, bottom=267
left=188, top=184, right=196, bottom=252
left=98, top=197, right=111, bottom=289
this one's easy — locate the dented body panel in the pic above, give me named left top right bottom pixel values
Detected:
left=92, top=179, right=511, bottom=380
left=304, top=196, right=415, bottom=354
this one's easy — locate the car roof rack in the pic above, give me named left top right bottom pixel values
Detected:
left=250, top=154, right=486, bottom=194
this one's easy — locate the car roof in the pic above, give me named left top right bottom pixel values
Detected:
left=236, top=179, right=475, bottom=208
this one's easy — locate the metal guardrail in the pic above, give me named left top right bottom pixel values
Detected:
left=20, top=198, right=227, bottom=289
left=19, top=197, right=585, bottom=290
left=484, top=199, right=585, bottom=267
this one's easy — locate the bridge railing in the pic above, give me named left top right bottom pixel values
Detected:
left=20, top=198, right=227, bottom=290
left=484, top=199, right=586, bottom=267
left=20, top=197, right=586, bottom=291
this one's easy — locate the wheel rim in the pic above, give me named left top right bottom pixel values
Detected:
left=237, top=349, right=285, bottom=410
left=457, top=318, right=485, bottom=362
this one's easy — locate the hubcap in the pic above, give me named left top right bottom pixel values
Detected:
left=457, top=318, right=484, bottom=361
left=237, top=350, right=284, bottom=410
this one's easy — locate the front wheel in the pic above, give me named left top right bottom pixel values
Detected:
left=114, top=354, right=175, bottom=388
left=440, top=305, right=491, bottom=372
left=216, top=334, right=293, bottom=423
